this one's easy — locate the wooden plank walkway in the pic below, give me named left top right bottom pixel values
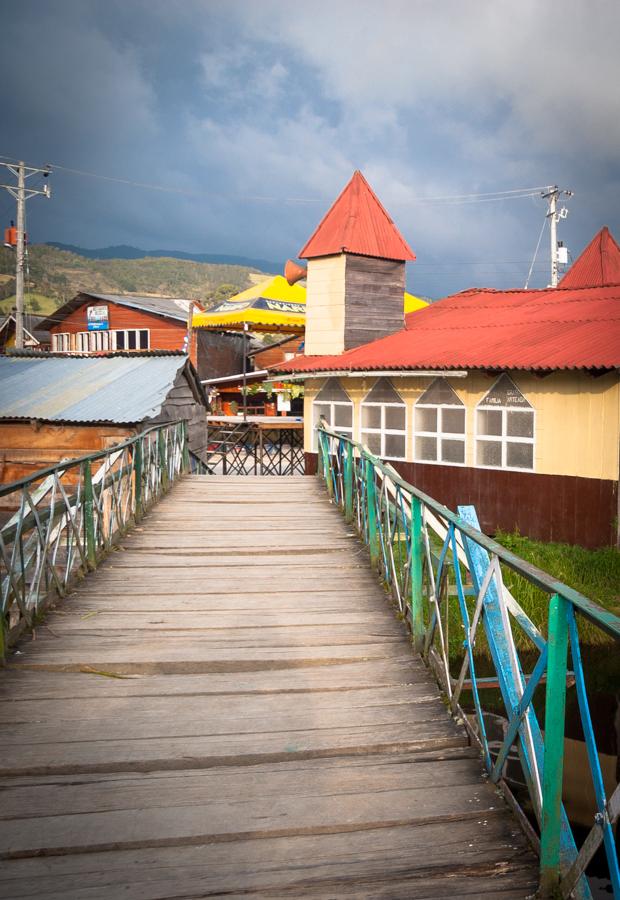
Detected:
left=0, top=475, right=538, bottom=899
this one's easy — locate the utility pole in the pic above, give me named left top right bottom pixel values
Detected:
left=542, top=185, right=573, bottom=287
left=1, top=160, right=52, bottom=348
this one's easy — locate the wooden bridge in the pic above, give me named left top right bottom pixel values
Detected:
left=0, top=473, right=539, bottom=898
left=1, top=421, right=618, bottom=898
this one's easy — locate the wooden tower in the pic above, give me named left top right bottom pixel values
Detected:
left=300, top=171, right=415, bottom=355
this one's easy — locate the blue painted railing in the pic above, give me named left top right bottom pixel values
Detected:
left=317, top=424, right=620, bottom=900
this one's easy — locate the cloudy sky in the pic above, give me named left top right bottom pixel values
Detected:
left=1, top=0, right=619, bottom=297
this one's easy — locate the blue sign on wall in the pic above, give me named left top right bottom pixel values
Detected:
left=87, top=305, right=109, bottom=331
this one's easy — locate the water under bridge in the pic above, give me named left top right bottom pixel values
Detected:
left=0, top=422, right=617, bottom=899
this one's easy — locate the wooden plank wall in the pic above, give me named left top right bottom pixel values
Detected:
left=0, top=423, right=134, bottom=489
left=344, top=255, right=405, bottom=350
left=149, top=370, right=208, bottom=461
left=50, top=300, right=189, bottom=358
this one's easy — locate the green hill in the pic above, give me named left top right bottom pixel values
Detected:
left=0, top=245, right=274, bottom=314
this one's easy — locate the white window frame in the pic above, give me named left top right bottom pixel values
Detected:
left=112, top=328, right=150, bottom=351
left=414, top=402, right=467, bottom=467
left=475, top=384, right=535, bottom=472
left=76, top=331, right=111, bottom=352
left=53, top=332, right=70, bottom=352
left=360, top=386, right=407, bottom=462
left=312, top=380, right=353, bottom=450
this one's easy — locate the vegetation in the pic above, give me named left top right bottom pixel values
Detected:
left=0, top=244, right=272, bottom=311
left=0, top=293, right=59, bottom=316
left=494, top=531, right=620, bottom=646
left=397, top=529, right=620, bottom=657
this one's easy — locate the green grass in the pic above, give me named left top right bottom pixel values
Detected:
left=393, top=530, right=620, bottom=655
left=0, top=293, right=60, bottom=316
left=494, top=531, right=620, bottom=647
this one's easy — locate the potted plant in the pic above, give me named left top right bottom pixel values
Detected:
left=263, top=382, right=276, bottom=416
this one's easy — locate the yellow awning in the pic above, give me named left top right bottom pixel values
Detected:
left=192, top=275, right=306, bottom=333
left=404, top=292, right=429, bottom=314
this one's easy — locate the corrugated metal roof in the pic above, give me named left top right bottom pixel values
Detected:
left=82, top=293, right=194, bottom=321
left=299, top=171, right=415, bottom=262
left=558, top=226, right=620, bottom=289
left=0, top=354, right=189, bottom=423
left=37, top=293, right=196, bottom=331
left=275, top=282, right=620, bottom=374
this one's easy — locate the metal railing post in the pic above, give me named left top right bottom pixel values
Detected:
left=134, top=438, right=143, bottom=520
left=344, top=442, right=353, bottom=522
left=539, top=592, right=569, bottom=896
left=83, top=459, right=96, bottom=569
left=159, top=428, right=169, bottom=492
left=410, top=496, right=424, bottom=651
left=366, top=457, right=379, bottom=568
left=182, top=421, right=190, bottom=473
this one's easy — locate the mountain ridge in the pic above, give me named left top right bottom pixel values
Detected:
left=46, top=242, right=282, bottom=272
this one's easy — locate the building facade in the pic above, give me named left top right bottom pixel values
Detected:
left=275, top=173, right=620, bottom=548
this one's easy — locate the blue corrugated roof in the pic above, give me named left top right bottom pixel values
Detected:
left=0, top=355, right=189, bottom=423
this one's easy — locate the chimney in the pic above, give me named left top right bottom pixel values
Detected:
left=299, top=171, right=415, bottom=355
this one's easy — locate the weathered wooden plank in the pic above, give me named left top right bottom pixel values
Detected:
left=0, top=821, right=534, bottom=899
left=0, top=658, right=427, bottom=702
left=0, top=778, right=505, bottom=858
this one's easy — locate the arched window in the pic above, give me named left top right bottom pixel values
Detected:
left=476, top=374, right=534, bottom=470
left=312, top=378, right=353, bottom=449
left=360, top=378, right=407, bottom=460
left=414, top=378, right=466, bottom=465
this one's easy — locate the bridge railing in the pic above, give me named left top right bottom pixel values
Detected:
left=317, top=423, right=620, bottom=900
left=0, top=421, right=188, bottom=657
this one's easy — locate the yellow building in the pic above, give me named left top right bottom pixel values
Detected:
left=275, top=172, right=620, bottom=548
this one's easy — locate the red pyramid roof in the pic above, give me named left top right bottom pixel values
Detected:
left=299, top=170, right=415, bottom=262
left=559, top=226, right=620, bottom=288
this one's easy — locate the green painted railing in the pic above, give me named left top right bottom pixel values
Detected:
left=0, top=421, right=188, bottom=657
left=318, top=423, right=620, bottom=900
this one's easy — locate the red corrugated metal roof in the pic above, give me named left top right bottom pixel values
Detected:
left=559, top=226, right=620, bottom=288
left=299, top=170, right=415, bottom=262
left=275, top=282, right=620, bottom=374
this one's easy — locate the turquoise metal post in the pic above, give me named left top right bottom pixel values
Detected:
left=322, top=432, right=334, bottom=499
left=344, top=442, right=353, bottom=521
left=410, top=496, right=424, bottom=651
left=365, top=457, right=379, bottom=568
left=540, top=592, right=569, bottom=896
left=83, top=459, right=96, bottom=569
left=134, top=438, right=143, bottom=520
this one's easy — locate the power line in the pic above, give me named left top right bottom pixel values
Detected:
left=0, top=154, right=549, bottom=207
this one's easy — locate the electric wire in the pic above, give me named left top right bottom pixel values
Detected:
left=524, top=216, right=548, bottom=289
left=0, top=154, right=550, bottom=207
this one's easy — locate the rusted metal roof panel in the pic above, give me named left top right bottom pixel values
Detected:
left=275, top=283, right=620, bottom=374
left=299, top=171, right=415, bottom=262
left=0, top=354, right=188, bottom=423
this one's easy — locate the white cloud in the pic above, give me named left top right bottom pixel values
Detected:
left=234, top=0, right=620, bottom=161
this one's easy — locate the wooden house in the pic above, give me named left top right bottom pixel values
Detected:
left=0, top=313, right=50, bottom=353
left=0, top=351, right=209, bottom=485
left=275, top=172, right=620, bottom=548
left=41, top=292, right=199, bottom=359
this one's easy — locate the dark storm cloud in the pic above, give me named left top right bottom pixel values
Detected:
left=1, top=0, right=619, bottom=296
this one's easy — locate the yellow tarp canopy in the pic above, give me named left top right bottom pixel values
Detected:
left=192, top=276, right=306, bottom=333
left=192, top=276, right=428, bottom=333
left=404, top=292, right=428, bottom=314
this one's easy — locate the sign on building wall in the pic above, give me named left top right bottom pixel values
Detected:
left=87, top=305, right=109, bottom=331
